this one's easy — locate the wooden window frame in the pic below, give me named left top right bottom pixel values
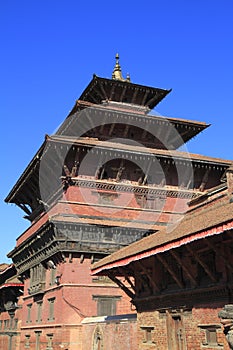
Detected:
left=92, top=295, right=121, bottom=316
left=47, top=297, right=55, bottom=321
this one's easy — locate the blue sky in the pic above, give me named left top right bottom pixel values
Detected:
left=1, top=1, right=233, bottom=262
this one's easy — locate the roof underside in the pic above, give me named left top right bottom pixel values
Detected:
left=58, top=100, right=209, bottom=147
left=77, top=75, right=172, bottom=111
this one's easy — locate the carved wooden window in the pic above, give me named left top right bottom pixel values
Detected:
left=199, top=324, right=221, bottom=347
left=206, top=328, right=217, bottom=345
left=25, top=335, right=30, bottom=348
left=4, top=319, right=10, bottom=329
left=141, top=326, right=154, bottom=344
left=13, top=318, right=18, bottom=330
left=49, top=267, right=57, bottom=286
left=26, top=304, right=32, bottom=323
left=48, top=297, right=55, bottom=321
left=36, top=301, right=43, bottom=323
left=35, top=331, right=41, bottom=350
left=46, top=333, right=53, bottom=350
left=29, top=264, right=46, bottom=294
left=93, top=296, right=120, bottom=316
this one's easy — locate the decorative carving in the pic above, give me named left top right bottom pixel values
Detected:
left=71, top=178, right=196, bottom=199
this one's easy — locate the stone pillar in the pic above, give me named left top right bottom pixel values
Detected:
left=219, top=304, right=233, bottom=349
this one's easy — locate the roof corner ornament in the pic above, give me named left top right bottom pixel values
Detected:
left=112, top=53, right=131, bottom=82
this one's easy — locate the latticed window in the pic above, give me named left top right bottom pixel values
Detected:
left=29, top=264, right=46, bottom=294
left=141, top=326, right=154, bottom=344
left=93, top=296, right=120, bottom=316
left=14, top=318, right=18, bottom=329
left=49, top=267, right=57, bottom=286
left=25, top=335, right=30, bottom=348
left=48, top=297, right=55, bottom=321
left=206, top=328, right=217, bottom=344
left=4, top=319, right=10, bottom=329
left=35, top=331, right=41, bottom=350
left=26, top=304, right=32, bottom=323
left=46, top=333, right=53, bottom=350
left=36, top=301, right=43, bottom=323
left=199, top=324, right=221, bottom=347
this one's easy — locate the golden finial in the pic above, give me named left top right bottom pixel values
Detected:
left=112, top=53, right=130, bottom=82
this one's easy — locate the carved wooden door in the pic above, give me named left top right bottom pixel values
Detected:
left=167, top=313, right=186, bottom=350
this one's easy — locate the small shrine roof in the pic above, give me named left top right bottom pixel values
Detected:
left=0, top=264, right=21, bottom=287
left=0, top=263, right=10, bottom=272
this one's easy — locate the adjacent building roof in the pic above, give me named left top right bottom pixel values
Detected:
left=91, top=197, right=233, bottom=275
left=0, top=263, right=23, bottom=288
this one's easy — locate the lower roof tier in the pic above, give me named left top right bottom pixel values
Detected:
left=5, top=134, right=231, bottom=213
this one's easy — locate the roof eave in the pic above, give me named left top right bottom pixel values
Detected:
left=4, top=139, right=47, bottom=203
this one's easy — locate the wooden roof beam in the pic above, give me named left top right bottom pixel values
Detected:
left=198, top=169, right=210, bottom=191
left=145, top=93, right=159, bottom=108
left=205, top=239, right=233, bottom=273
left=137, top=260, right=160, bottom=293
left=156, top=254, right=184, bottom=289
left=118, top=267, right=136, bottom=292
left=141, top=90, right=150, bottom=105
left=170, top=250, right=198, bottom=287
left=108, top=123, right=115, bottom=136
left=131, top=88, right=139, bottom=104
left=186, top=245, right=217, bottom=283
left=99, top=82, right=108, bottom=100
left=107, top=272, right=135, bottom=299
left=88, top=87, right=100, bottom=104
left=119, top=85, right=127, bottom=102
left=109, top=84, right=116, bottom=101
left=17, top=203, right=32, bottom=216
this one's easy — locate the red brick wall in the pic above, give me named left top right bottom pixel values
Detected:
left=82, top=314, right=137, bottom=350
left=19, top=257, right=134, bottom=349
left=137, top=305, right=230, bottom=350
left=0, top=300, right=22, bottom=350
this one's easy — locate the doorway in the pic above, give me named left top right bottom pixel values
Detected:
left=166, top=311, right=186, bottom=350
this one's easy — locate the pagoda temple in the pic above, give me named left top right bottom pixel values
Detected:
left=4, top=55, right=232, bottom=350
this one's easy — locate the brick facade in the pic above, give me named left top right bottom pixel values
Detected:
left=5, top=58, right=232, bottom=349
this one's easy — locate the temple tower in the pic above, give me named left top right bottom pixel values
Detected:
left=5, top=56, right=231, bottom=350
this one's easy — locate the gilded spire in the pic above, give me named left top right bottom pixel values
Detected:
left=112, top=53, right=131, bottom=82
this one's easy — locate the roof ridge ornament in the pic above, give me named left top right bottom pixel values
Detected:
left=112, top=53, right=131, bottom=82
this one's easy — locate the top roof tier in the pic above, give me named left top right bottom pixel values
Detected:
left=78, top=75, right=171, bottom=111
left=76, top=54, right=171, bottom=111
